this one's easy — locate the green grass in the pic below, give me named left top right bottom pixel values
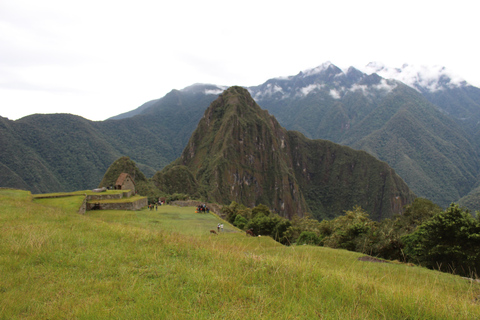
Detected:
left=33, top=195, right=86, bottom=212
left=1, top=189, right=479, bottom=319
left=32, top=189, right=127, bottom=198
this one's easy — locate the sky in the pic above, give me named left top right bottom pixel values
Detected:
left=1, top=0, right=479, bottom=121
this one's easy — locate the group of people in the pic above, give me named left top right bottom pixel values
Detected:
left=217, top=223, right=224, bottom=232
left=196, top=204, right=210, bottom=213
left=148, top=200, right=165, bottom=211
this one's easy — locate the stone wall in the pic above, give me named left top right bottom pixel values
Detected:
left=86, top=190, right=133, bottom=201
left=78, top=196, right=87, bottom=215
left=86, top=197, right=148, bottom=211
left=122, top=177, right=136, bottom=194
left=123, top=190, right=133, bottom=198
left=87, top=193, right=123, bottom=201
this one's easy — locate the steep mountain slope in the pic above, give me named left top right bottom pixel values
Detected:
left=98, top=86, right=223, bottom=175
left=154, top=87, right=415, bottom=220
left=0, top=114, right=119, bottom=193
left=348, top=85, right=478, bottom=204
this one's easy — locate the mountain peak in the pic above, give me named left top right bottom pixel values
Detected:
left=301, top=61, right=337, bottom=77
left=208, top=86, right=263, bottom=117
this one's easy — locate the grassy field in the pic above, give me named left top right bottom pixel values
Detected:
left=1, top=189, right=479, bottom=319
left=32, top=189, right=127, bottom=198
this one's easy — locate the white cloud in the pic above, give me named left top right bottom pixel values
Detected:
left=204, top=88, right=224, bottom=95
left=329, top=89, right=341, bottom=99
left=0, top=0, right=479, bottom=120
left=374, top=79, right=397, bottom=93
left=349, top=84, right=368, bottom=94
left=299, top=84, right=324, bottom=96
left=359, top=63, right=464, bottom=92
left=349, top=79, right=396, bottom=96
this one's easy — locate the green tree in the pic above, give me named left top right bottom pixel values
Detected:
left=403, top=203, right=480, bottom=277
left=368, top=198, right=441, bottom=261
left=233, top=215, right=248, bottom=230
left=284, top=214, right=322, bottom=244
left=321, top=206, right=374, bottom=252
left=245, top=205, right=292, bottom=245
left=251, top=204, right=271, bottom=218
left=297, top=231, right=322, bottom=246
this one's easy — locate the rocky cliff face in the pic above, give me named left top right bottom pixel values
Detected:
left=155, top=86, right=415, bottom=220
left=174, top=86, right=308, bottom=218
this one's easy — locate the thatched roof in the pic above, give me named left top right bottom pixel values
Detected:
left=116, top=173, right=135, bottom=186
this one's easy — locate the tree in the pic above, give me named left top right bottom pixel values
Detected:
left=403, top=203, right=480, bottom=277
left=233, top=215, right=248, bottom=230
left=251, top=204, right=271, bottom=218
left=321, top=206, right=374, bottom=252
left=368, top=198, right=441, bottom=261
left=297, top=231, right=322, bottom=246
left=245, top=205, right=292, bottom=245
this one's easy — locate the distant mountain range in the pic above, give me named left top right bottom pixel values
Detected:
left=246, top=62, right=480, bottom=209
left=1, top=62, right=480, bottom=211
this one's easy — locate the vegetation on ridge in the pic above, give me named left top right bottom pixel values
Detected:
left=224, top=197, right=480, bottom=278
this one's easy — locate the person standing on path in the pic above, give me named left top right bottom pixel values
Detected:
left=220, top=223, right=224, bottom=232
left=217, top=223, right=220, bottom=232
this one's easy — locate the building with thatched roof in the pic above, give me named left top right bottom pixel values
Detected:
left=115, top=173, right=136, bottom=193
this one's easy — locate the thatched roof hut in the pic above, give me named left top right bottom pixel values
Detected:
left=115, top=173, right=136, bottom=192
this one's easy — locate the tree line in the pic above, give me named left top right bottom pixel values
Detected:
left=222, top=198, right=480, bottom=278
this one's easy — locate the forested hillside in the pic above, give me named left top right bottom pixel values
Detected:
left=250, top=64, right=480, bottom=208
left=0, top=88, right=218, bottom=192
left=154, top=87, right=415, bottom=220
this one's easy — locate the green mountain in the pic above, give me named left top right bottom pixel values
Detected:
left=0, top=114, right=119, bottom=193
left=153, top=86, right=415, bottom=220
left=0, top=88, right=219, bottom=193
left=249, top=64, right=480, bottom=208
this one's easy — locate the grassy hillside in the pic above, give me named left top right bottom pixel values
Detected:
left=1, top=188, right=479, bottom=319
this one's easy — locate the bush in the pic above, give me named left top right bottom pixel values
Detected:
left=403, top=203, right=480, bottom=277
left=321, top=206, right=374, bottom=251
left=233, top=215, right=248, bottom=230
left=245, top=206, right=292, bottom=245
left=297, top=231, right=321, bottom=246
left=367, top=198, right=441, bottom=261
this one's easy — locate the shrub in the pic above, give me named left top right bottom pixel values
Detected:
left=233, top=215, right=248, bottom=230
left=403, top=203, right=480, bottom=277
left=245, top=205, right=292, bottom=245
left=367, top=198, right=441, bottom=261
left=321, top=206, right=373, bottom=251
left=297, top=231, right=321, bottom=245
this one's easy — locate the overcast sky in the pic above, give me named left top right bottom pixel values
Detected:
left=1, top=0, right=478, bottom=121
